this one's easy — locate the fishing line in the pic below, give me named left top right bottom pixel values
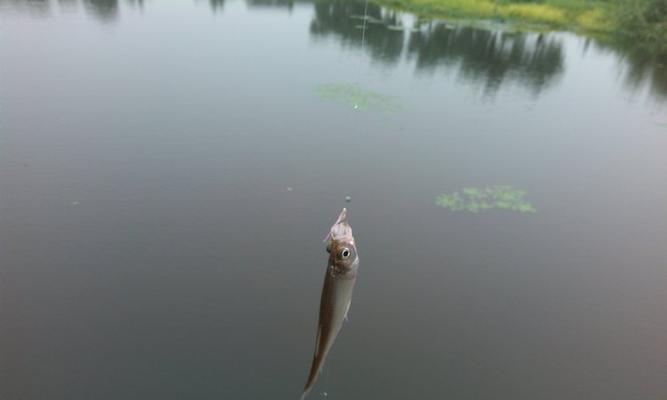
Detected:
left=319, top=5, right=368, bottom=398
left=360, top=0, right=369, bottom=54
left=357, top=0, right=369, bottom=88
left=349, top=0, right=370, bottom=112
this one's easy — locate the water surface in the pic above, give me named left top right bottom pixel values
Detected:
left=1, top=1, right=666, bottom=400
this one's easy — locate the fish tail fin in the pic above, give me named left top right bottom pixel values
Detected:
left=300, top=386, right=312, bottom=400
left=300, top=358, right=319, bottom=400
left=301, top=342, right=329, bottom=400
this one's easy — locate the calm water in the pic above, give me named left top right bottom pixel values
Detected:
left=1, top=1, right=667, bottom=399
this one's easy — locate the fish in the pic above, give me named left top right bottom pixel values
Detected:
left=300, top=208, right=360, bottom=400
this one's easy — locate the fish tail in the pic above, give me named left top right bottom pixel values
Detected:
left=301, top=343, right=329, bottom=400
left=301, top=357, right=319, bottom=399
left=299, top=386, right=312, bottom=400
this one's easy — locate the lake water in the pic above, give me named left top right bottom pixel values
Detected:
left=1, top=1, right=666, bottom=399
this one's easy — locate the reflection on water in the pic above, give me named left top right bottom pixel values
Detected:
left=1, top=0, right=664, bottom=99
left=625, top=59, right=667, bottom=99
left=408, top=25, right=564, bottom=94
left=590, top=39, right=667, bottom=99
left=209, top=0, right=225, bottom=12
left=83, top=0, right=118, bottom=22
left=125, top=0, right=142, bottom=9
left=0, top=0, right=51, bottom=15
left=309, top=0, right=563, bottom=94
left=311, top=1, right=404, bottom=64
left=245, top=0, right=304, bottom=9
left=2, top=1, right=667, bottom=400
left=261, top=0, right=667, bottom=99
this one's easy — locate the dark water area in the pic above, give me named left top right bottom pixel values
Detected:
left=1, top=1, right=666, bottom=399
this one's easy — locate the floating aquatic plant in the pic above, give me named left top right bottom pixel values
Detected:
left=316, top=83, right=401, bottom=112
left=436, top=186, right=536, bottom=213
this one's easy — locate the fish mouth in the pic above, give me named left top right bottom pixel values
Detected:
left=324, top=208, right=353, bottom=243
left=332, top=208, right=348, bottom=226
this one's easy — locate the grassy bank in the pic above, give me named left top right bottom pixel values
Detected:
left=376, top=0, right=667, bottom=52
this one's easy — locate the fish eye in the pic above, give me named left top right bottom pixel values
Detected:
left=339, top=248, right=351, bottom=259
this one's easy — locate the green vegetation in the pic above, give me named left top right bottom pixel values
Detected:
left=375, top=0, right=667, bottom=53
left=376, top=0, right=612, bottom=30
left=436, top=186, right=537, bottom=213
left=316, top=83, right=402, bottom=111
left=615, top=0, right=667, bottom=53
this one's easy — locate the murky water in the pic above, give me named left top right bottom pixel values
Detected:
left=1, top=1, right=666, bottom=399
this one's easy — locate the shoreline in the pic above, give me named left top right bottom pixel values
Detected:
left=373, top=0, right=665, bottom=55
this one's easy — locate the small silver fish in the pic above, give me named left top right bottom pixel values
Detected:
left=300, top=208, right=359, bottom=400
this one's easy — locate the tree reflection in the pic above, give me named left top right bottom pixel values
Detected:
left=209, top=0, right=225, bottom=12
left=0, top=0, right=663, bottom=101
left=588, top=39, right=667, bottom=100
left=126, top=0, right=143, bottom=9
left=238, top=0, right=663, bottom=100
left=83, top=0, right=118, bottom=22
left=622, top=52, right=667, bottom=100
left=305, top=0, right=563, bottom=92
left=0, top=0, right=51, bottom=15
left=310, top=0, right=404, bottom=64
left=408, top=24, right=564, bottom=94
left=246, top=0, right=297, bottom=10
left=58, top=0, right=78, bottom=10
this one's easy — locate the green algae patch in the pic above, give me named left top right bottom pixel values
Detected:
left=436, top=186, right=537, bottom=213
left=316, top=84, right=402, bottom=112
